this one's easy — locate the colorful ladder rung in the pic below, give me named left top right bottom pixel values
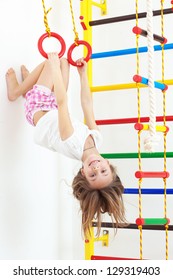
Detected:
left=134, top=123, right=169, bottom=133
left=92, top=221, right=173, bottom=231
left=91, top=43, right=173, bottom=59
left=135, top=171, right=170, bottom=178
left=132, top=26, right=167, bottom=44
left=89, top=8, right=173, bottom=26
left=124, top=188, right=173, bottom=195
left=101, top=152, right=173, bottom=159
left=136, top=218, right=170, bottom=226
left=90, top=79, right=173, bottom=92
left=133, top=75, right=168, bottom=90
left=96, top=115, right=173, bottom=125
left=91, top=255, right=140, bottom=260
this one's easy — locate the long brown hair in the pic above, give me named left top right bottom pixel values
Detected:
left=72, top=164, right=126, bottom=237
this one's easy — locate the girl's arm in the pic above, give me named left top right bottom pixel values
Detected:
left=48, top=52, right=74, bottom=140
left=77, top=58, right=99, bottom=131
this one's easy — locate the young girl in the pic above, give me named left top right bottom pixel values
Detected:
left=6, top=52, right=126, bottom=237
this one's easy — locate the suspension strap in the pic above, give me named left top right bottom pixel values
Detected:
left=41, top=0, right=52, bottom=36
left=69, top=0, right=79, bottom=44
left=135, top=0, right=143, bottom=260
left=160, top=0, right=169, bottom=261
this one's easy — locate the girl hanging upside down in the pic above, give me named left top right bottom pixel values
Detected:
left=6, top=52, right=126, bottom=237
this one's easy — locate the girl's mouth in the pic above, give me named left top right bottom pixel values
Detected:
left=89, top=160, right=100, bottom=166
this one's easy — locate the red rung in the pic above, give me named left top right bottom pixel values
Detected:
left=95, top=116, right=173, bottom=125
left=91, top=255, right=140, bottom=260
left=135, top=171, right=170, bottom=178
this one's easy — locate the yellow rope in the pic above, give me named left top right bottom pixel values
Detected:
left=69, top=0, right=79, bottom=44
left=160, top=0, right=169, bottom=260
left=41, top=0, right=52, bottom=36
left=135, top=0, right=143, bottom=260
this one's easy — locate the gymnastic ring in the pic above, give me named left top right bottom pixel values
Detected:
left=38, top=32, right=66, bottom=58
left=67, top=40, right=92, bottom=66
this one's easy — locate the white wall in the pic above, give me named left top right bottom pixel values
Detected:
left=0, top=0, right=173, bottom=260
left=0, top=0, right=83, bottom=260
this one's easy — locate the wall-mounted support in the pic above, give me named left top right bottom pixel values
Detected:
left=94, top=230, right=109, bottom=246
left=85, top=229, right=109, bottom=259
left=92, top=0, right=107, bottom=15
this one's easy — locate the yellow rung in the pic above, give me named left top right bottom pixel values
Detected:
left=91, top=82, right=146, bottom=92
left=90, top=79, right=173, bottom=92
left=162, top=79, right=173, bottom=85
left=142, top=124, right=168, bottom=132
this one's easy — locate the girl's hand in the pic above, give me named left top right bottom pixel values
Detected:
left=47, top=52, right=61, bottom=70
left=76, top=58, right=87, bottom=76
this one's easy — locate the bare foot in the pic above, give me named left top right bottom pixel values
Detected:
left=5, top=68, right=20, bottom=101
left=21, top=65, right=29, bottom=81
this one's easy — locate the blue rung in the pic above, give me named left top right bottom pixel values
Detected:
left=139, top=76, right=167, bottom=90
left=91, top=43, right=173, bottom=59
left=124, top=188, right=173, bottom=194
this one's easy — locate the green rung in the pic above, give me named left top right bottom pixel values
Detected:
left=136, top=218, right=170, bottom=226
left=101, top=152, right=173, bottom=159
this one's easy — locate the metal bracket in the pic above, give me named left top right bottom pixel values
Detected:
left=94, top=229, right=109, bottom=246
left=92, top=0, right=107, bottom=16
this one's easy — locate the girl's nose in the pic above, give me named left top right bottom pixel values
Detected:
left=93, top=166, right=99, bottom=171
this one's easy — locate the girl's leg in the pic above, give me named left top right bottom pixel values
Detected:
left=21, top=59, right=69, bottom=86
left=33, top=58, right=70, bottom=125
left=21, top=65, right=29, bottom=81
left=32, top=60, right=56, bottom=125
left=6, top=60, right=46, bottom=101
left=32, top=57, right=70, bottom=90
left=60, top=58, right=70, bottom=90
left=6, top=56, right=70, bottom=101
left=34, top=57, right=69, bottom=100
left=20, top=58, right=70, bottom=91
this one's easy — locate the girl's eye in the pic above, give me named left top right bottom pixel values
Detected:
left=101, top=169, right=106, bottom=173
left=90, top=174, right=95, bottom=177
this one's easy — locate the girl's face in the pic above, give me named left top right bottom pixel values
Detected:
left=81, top=154, right=113, bottom=189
